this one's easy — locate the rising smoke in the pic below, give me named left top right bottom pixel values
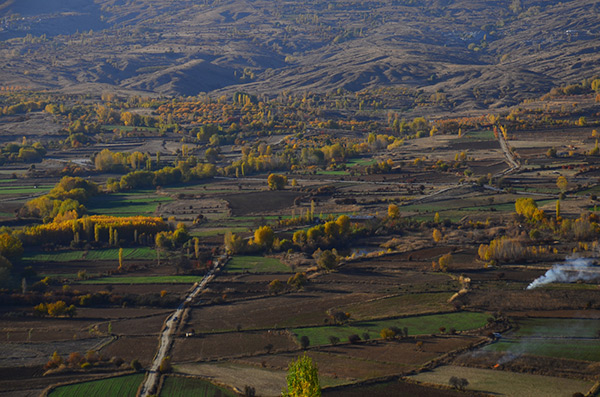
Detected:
left=526, top=257, right=598, bottom=290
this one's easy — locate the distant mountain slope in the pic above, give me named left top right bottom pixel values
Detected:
left=0, top=0, right=598, bottom=110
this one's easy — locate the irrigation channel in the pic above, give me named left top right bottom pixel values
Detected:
left=139, top=254, right=227, bottom=396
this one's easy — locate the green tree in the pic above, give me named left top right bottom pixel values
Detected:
left=0, top=233, right=23, bottom=260
left=282, top=353, right=321, bottom=397
left=556, top=176, right=568, bottom=193
left=388, top=203, right=399, bottom=219
left=268, top=173, right=288, bottom=190
left=315, top=249, right=337, bottom=269
left=254, top=225, right=275, bottom=249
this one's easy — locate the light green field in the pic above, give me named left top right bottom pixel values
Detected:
left=49, top=374, right=144, bottom=397
left=79, top=275, right=204, bottom=284
left=23, top=247, right=158, bottom=262
left=224, top=255, right=290, bottom=273
left=293, top=311, right=489, bottom=345
left=0, top=184, right=53, bottom=194
left=461, top=130, right=495, bottom=141
left=484, top=339, right=600, bottom=361
left=409, top=365, right=593, bottom=397
left=482, top=318, right=600, bottom=361
left=160, top=376, right=236, bottom=397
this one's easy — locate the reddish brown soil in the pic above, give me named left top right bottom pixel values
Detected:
left=461, top=288, right=600, bottom=312
left=185, top=292, right=376, bottom=332
left=453, top=350, right=600, bottom=380
left=0, top=317, right=105, bottom=342
left=99, top=336, right=158, bottom=367
left=109, top=313, right=169, bottom=336
left=317, top=336, right=483, bottom=366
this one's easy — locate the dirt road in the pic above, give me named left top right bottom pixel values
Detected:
left=138, top=255, right=226, bottom=396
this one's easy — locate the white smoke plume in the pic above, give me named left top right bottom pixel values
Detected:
left=526, top=257, right=597, bottom=290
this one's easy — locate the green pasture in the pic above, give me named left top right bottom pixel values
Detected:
left=0, top=184, right=53, bottom=194
left=49, top=374, right=144, bottom=397
left=224, top=256, right=290, bottom=273
left=293, top=311, right=489, bottom=345
left=512, top=318, right=600, bottom=338
left=461, top=130, right=495, bottom=141
left=160, top=376, right=236, bottom=397
left=484, top=338, right=600, bottom=361
left=481, top=317, right=600, bottom=361
left=23, top=247, right=157, bottom=262
left=88, top=191, right=172, bottom=216
left=79, top=275, right=204, bottom=284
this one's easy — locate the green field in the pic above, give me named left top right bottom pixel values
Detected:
left=461, top=130, right=495, bottom=141
left=49, top=374, right=144, bottom=397
left=160, top=376, right=236, bottom=397
left=315, top=170, right=350, bottom=176
left=513, top=318, right=600, bottom=338
left=88, top=191, right=172, bottom=216
left=481, top=318, right=600, bottom=361
left=293, top=311, right=489, bottom=346
left=23, top=247, right=158, bottom=262
left=224, top=255, right=290, bottom=273
left=484, top=339, right=600, bottom=361
left=0, top=184, right=53, bottom=194
left=79, top=275, right=204, bottom=284
left=409, top=365, right=593, bottom=397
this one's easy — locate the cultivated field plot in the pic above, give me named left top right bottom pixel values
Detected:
left=223, top=255, right=291, bottom=273
left=185, top=292, right=378, bottom=332
left=87, top=192, right=172, bottom=216
left=23, top=247, right=157, bottom=263
left=79, top=275, right=205, bottom=284
left=484, top=339, right=600, bottom=362
left=172, top=330, right=297, bottom=361
left=176, top=362, right=289, bottom=397
left=408, top=365, right=594, bottom=397
left=0, top=338, right=110, bottom=367
left=481, top=317, right=600, bottom=362
left=333, top=292, right=455, bottom=320
left=160, top=375, right=236, bottom=397
left=292, top=312, right=489, bottom=345
left=48, top=373, right=144, bottom=397
left=99, top=336, right=160, bottom=367
left=323, top=379, right=470, bottom=397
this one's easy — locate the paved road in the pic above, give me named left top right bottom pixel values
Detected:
left=138, top=255, right=225, bottom=396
